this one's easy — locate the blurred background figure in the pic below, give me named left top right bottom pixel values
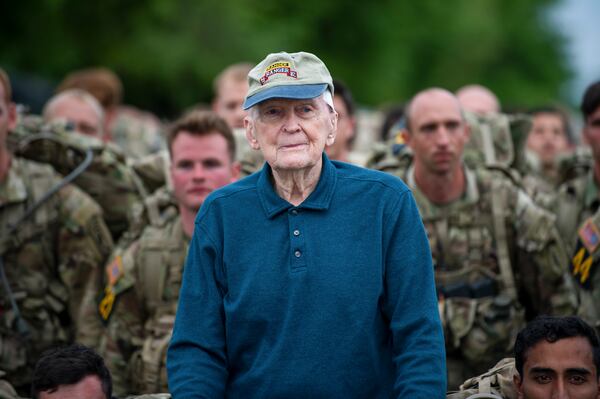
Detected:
left=57, top=67, right=165, bottom=158
left=211, top=62, right=253, bottom=130
left=525, top=105, right=574, bottom=186
left=42, top=88, right=105, bottom=138
left=325, top=79, right=359, bottom=164
left=456, top=84, right=501, bottom=115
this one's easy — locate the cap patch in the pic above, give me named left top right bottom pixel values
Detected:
left=260, top=62, right=298, bottom=85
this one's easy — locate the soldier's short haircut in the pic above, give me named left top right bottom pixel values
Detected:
left=43, top=89, right=105, bottom=125
left=0, top=68, right=12, bottom=103
left=514, top=316, right=600, bottom=378
left=403, top=88, right=465, bottom=134
left=581, top=81, right=600, bottom=120
left=31, top=344, right=112, bottom=399
left=167, top=110, right=236, bottom=161
left=213, top=62, right=253, bottom=98
left=57, top=67, right=123, bottom=109
left=528, top=105, right=574, bottom=144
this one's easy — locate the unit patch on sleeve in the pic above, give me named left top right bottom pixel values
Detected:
left=98, top=255, right=124, bottom=322
left=570, top=237, right=599, bottom=291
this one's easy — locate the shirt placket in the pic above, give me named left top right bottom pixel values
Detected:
left=288, top=207, right=307, bottom=272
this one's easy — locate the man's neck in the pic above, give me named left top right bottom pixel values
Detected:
left=0, top=147, right=11, bottom=183
left=413, top=163, right=466, bottom=205
left=179, top=205, right=198, bottom=239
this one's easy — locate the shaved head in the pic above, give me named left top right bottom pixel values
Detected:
left=405, top=88, right=464, bottom=133
left=456, top=84, right=500, bottom=115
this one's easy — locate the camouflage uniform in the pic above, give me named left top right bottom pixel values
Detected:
left=91, top=189, right=187, bottom=396
left=446, top=358, right=517, bottom=399
left=382, top=162, right=572, bottom=389
left=0, top=157, right=113, bottom=392
left=10, top=116, right=149, bottom=241
left=555, top=168, right=600, bottom=330
left=109, top=106, right=165, bottom=159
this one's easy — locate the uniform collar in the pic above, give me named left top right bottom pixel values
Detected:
left=406, top=163, right=479, bottom=212
left=0, top=157, right=28, bottom=207
left=257, top=152, right=337, bottom=219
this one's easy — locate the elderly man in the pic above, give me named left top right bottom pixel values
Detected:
left=167, top=51, right=446, bottom=398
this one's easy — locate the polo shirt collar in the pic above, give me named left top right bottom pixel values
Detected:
left=257, top=152, right=337, bottom=218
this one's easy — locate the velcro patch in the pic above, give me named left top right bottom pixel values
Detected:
left=578, top=218, right=600, bottom=253
left=570, top=240, right=599, bottom=290
left=260, top=62, right=298, bottom=85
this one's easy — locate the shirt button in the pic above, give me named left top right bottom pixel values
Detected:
left=291, top=209, right=298, bottom=215
left=294, top=250, right=302, bottom=258
left=293, top=229, right=300, bottom=236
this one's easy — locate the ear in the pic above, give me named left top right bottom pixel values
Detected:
left=401, top=129, right=411, bottom=147
left=514, top=373, right=524, bottom=399
left=230, top=161, right=241, bottom=182
left=326, top=110, right=338, bottom=147
left=7, top=102, right=16, bottom=132
left=463, top=121, right=471, bottom=142
left=244, top=116, right=260, bottom=150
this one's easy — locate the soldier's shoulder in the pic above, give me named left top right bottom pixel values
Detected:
left=447, top=357, right=517, bottom=399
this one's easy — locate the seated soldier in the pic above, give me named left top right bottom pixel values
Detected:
left=31, top=344, right=171, bottom=399
left=448, top=315, right=600, bottom=399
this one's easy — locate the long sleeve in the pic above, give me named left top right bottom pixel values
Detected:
left=384, top=191, right=447, bottom=398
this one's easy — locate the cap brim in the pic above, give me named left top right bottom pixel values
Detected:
left=243, top=83, right=328, bottom=110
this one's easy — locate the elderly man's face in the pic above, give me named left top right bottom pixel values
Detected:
left=515, top=337, right=600, bottom=399
left=527, top=112, right=570, bottom=167
left=245, top=97, right=337, bottom=172
left=404, top=91, right=469, bottom=176
left=46, top=97, right=102, bottom=138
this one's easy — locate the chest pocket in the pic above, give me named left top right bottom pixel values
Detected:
left=425, top=211, right=499, bottom=290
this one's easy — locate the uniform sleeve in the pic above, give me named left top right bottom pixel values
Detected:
left=167, top=221, right=228, bottom=398
left=383, top=191, right=447, bottom=398
left=513, top=188, right=577, bottom=316
left=56, top=183, right=114, bottom=334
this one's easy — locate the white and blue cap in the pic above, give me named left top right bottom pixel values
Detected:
left=243, top=51, right=334, bottom=110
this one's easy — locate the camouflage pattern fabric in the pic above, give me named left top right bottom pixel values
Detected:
left=109, top=106, right=165, bottom=159
left=0, top=157, right=113, bottom=393
left=446, top=358, right=517, bottom=399
left=9, top=115, right=148, bottom=241
left=556, top=189, right=600, bottom=331
left=85, top=190, right=187, bottom=396
left=380, top=162, right=573, bottom=389
left=125, top=394, right=171, bottom=399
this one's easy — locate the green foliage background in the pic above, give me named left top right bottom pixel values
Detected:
left=0, top=0, right=571, bottom=117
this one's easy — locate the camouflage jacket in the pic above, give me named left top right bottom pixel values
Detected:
left=10, top=116, right=149, bottom=241
left=109, top=106, right=165, bottom=159
left=0, top=157, right=113, bottom=391
left=447, top=358, right=517, bottom=399
left=390, top=163, right=573, bottom=387
left=94, top=199, right=188, bottom=396
left=556, top=178, right=600, bottom=329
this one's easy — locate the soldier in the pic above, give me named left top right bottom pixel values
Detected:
left=0, top=69, right=113, bottom=393
left=31, top=343, right=171, bottom=399
left=211, top=62, right=253, bottom=130
left=456, top=84, right=500, bottom=115
left=93, top=110, right=239, bottom=396
left=394, top=88, right=572, bottom=389
left=57, top=67, right=165, bottom=158
left=447, top=316, right=600, bottom=399
left=42, top=89, right=105, bottom=139
left=324, top=80, right=361, bottom=164
left=555, top=81, right=600, bottom=330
